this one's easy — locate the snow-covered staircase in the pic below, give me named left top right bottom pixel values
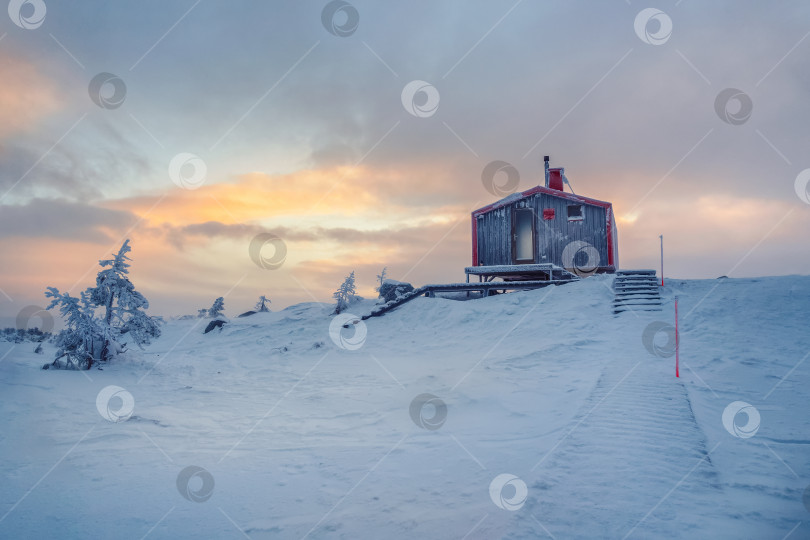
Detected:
left=613, top=269, right=662, bottom=314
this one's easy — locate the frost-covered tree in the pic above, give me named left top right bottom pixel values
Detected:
left=255, top=295, right=271, bottom=312
left=333, top=271, right=357, bottom=315
left=0, top=327, right=50, bottom=343
left=375, top=267, right=387, bottom=293
left=86, top=239, right=162, bottom=360
left=43, top=239, right=161, bottom=369
left=209, top=297, right=225, bottom=318
left=197, top=308, right=208, bottom=318
left=44, top=288, right=103, bottom=370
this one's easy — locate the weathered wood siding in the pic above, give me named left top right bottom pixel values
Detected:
left=476, top=193, right=609, bottom=268
left=475, top=206, right=511, bottom=266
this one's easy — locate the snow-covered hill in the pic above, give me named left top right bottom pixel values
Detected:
left=1, top=274, right=808, bottom=539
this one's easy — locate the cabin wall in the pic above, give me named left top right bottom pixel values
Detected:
left=534, top=193, right=609, bottom=268
left=475, top=194, right=610, bottom=268
left=475, top=206, right=511, bottom=266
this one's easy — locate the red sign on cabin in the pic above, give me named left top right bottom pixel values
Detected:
left=543, top=208, right=555, bottom=220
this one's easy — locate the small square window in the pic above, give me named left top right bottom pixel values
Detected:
left=567, top=205, right=584, bottom=221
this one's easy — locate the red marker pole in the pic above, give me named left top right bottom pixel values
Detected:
left=674, top=297, right=680, bottom=378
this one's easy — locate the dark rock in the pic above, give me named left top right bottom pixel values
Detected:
left=238, top=311, right=257, bottom=318
left=204, top=320, right=227, bottom=334
left=378, top=279, right=414, bottom=303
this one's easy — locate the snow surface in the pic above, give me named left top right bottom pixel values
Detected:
left=1, top=274, right=808, bottom=539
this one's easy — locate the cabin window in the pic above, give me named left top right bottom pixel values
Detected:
left=567, top=204, right=584, bottom=221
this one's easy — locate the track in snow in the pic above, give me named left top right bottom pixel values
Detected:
left=511, top=352, right=729, bottom=539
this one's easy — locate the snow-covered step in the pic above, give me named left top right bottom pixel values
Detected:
left=616, top=286, right=659, bottom=291
left=613, top=304, right=663, bottom=312
left=613, top=298, right=662, bottom=305
left=613, top=306, right=664, bottom=314
left=615, top=280, right=659, bottom=286
left=613, top=269, right=662, bottom=314
left=615, top=288, right=659, bottom=293
left=615, top=269, right=657, bottom=276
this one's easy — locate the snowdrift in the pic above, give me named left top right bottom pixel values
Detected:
left=1, top=274, right=808, bottom=539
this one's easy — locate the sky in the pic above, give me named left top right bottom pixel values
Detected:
left=1, top=0, right=809, bottom=325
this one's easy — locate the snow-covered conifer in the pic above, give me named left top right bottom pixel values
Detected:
left=209, top=297, right=225, bottom=318
left=333, top=271, right=356, bottom=315
left=255, top=295, right=271, bottom=312
left=375, top=267, right=387, bottom=293
left=86, top=239, right=162, bottom=359
left=44, top=288, right=103, bottom=370
left=43, top=239, right=161, bottom=369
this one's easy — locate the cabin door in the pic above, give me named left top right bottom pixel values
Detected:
left=512, top=208, right=535, bottom=264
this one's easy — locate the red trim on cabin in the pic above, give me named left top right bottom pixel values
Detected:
left=471, top=185, right=612, bottom=218
left=606, top=206, right=614, bottom=266
left=471, top=214, right=478, bottom=266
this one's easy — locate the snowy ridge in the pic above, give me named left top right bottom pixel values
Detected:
left=0, top=275, right=808, bottom=539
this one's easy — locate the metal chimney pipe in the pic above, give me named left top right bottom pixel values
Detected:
left=543, top=156, right=550, bottom=188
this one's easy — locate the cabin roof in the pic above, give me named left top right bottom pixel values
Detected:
left=472, top=184, right=612, bottom=217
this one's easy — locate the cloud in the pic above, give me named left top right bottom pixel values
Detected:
left=2, top=0, right=810, bottom=322
left=0, top=198, right=139, bottom=243
left=615, top=192, right=808, bottom=275
left=0, top=53, right=61, bottom=141
left=0, top=117, right=156, bottom=203
left=103, top=163, right=477, bottom=233
left=160, top=217, right=469, bottom=255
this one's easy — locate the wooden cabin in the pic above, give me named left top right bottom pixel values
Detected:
left=468, top=157, right=618, bottom=282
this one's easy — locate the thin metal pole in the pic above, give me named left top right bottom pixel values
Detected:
left=659, top=234, right=664, bottom=286
left=675, top=297, right=680, bottom=378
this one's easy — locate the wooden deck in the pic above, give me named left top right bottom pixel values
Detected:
left=360, top=279, right=576, bottom=320
left=464, top=263, right=582, bottom=282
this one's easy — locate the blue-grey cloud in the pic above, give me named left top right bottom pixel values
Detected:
left=0, top=198, right=138, bottom=243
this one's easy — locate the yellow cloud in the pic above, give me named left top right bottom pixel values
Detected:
left=104, top=164, right=474, bottom=231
